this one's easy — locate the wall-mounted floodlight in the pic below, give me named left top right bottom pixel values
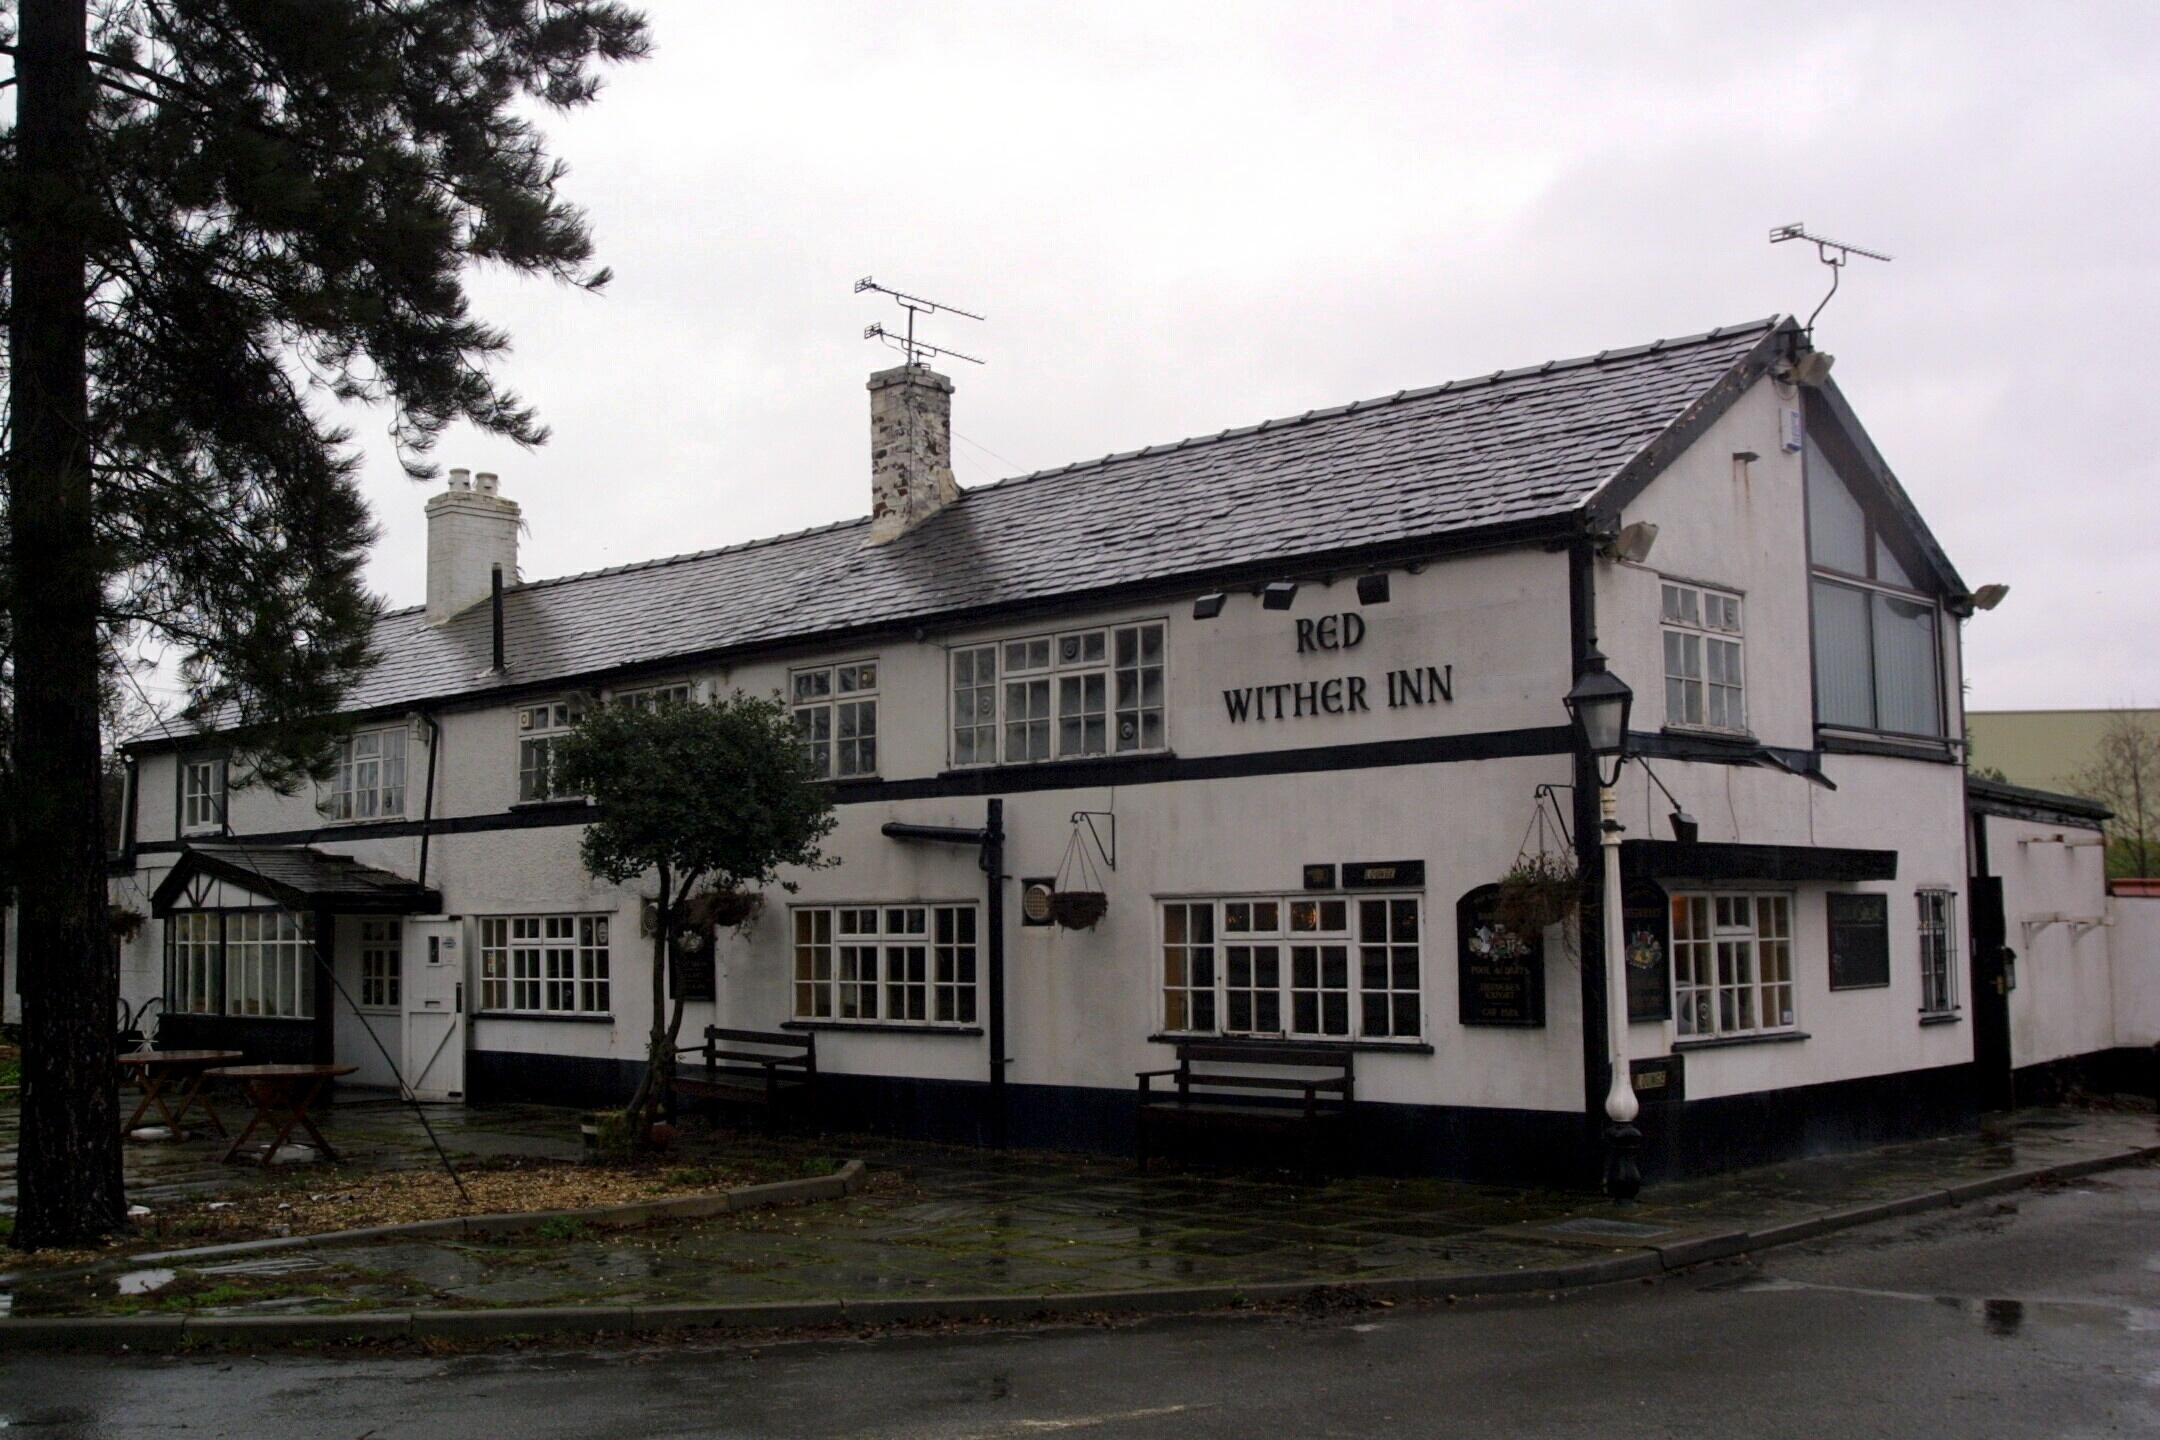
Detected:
left=1192, top=592, right=1227, bottom=620
left=1601, top=522, right=1659, bottom=565
left=1261, top=581, right=1299, bottom=611
left=1786, top=351, right=1835, bottom=387
left=1356, top=573, right=1390, bottom=606
left=1968, top=583, right=2010, bottom=611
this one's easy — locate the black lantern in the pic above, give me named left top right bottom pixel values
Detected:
left=1564, top=651, right=1634, bottom=763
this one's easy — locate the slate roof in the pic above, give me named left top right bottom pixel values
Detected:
left=161, top=316, right=1796, bottom=734
left=150, top=844, right=441, bottom=915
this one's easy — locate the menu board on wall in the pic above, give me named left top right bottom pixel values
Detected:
left=1828, top=892, right=1891, bottom=989
left=1455, top=885, right=1546, bottom=1028
left=1622, top=878, right=1673, bottom=1023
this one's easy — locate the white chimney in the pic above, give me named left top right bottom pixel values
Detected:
left=866, top=365, right=960, bottom=545
left=425, top=468, right=520, bottom=624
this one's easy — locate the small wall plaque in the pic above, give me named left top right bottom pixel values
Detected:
left=1302, top=863, right=1338, bottom=891
left=1343, top=860, right=1425, bottom=889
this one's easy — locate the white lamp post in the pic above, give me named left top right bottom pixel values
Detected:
left=1565, top=649, right=1642, bottom=1200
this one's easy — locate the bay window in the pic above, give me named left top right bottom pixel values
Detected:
left=1161, top=893, right=1422, bottom=1042
left=951, top=621, right=1166, bottom=767
left=162, top=909, right=315, bottom=1020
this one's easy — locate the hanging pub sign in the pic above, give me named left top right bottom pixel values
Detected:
left=1828, top=892, right=1891, bottom=989
left=1456, top=884, right=1546, bottom=1028
left=668, top=931, right=717, bottom=1003
left=1621, top=877, right=1673, bottom=1023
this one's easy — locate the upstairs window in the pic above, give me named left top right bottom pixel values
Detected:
left=951, top=621, right=1166, bottom=767
left=181, top=757, right=225, bottom=834
left=1661, top=582, right=1745, bottom=732
left=318, top=725, right=407, bottom=821
left=791, top=661, right=878, bottom=778
left=615, top=681, right=695, bottom=712
left=517, top=700, right=585, bottom=802
left=1806, top=434, right=1944, bottom=738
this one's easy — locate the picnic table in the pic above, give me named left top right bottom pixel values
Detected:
left=117, top=1048, right=244, bottom=1140
left=206, top=1063, right=357, bottom=1166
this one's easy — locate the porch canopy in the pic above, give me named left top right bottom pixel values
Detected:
left=151, top=844, right=441, bottom=917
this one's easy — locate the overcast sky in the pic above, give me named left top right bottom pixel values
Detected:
left=339, top=1, right=2158, bottom=712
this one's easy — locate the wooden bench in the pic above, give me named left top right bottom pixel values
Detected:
left=1135, top=1039, right=1354, bottom=1175
left=666, top=1027, right=818, bottom=1132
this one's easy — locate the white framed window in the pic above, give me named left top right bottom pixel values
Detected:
left=615, top=681, right=695, bottom=712
left=1661, top=582, right=1745, bottom=732
left=951, top=621, right=1166, bottom=767
left=1918, top=889, right=1958, bottom=1016
left=478, top=914, right=610, bottom=1015
left=1160, top=893, right=1422, bottom=1042
left=166, top=912, right=221, bottom=1015
left=517, top=700, right=585, bottom=802
left=181, top=757, right=225, bottom=834
left=791, top=903, right=978, bottom=1026
left=359, top=919, right=402, bottom=1010
left=319, top=725, right=408, bottom=821
left=791, top=661, right=879, bottom=778
left=1671, top=891, right=1794, bottom=1040
left=222, top=910, right=315, bottom=1020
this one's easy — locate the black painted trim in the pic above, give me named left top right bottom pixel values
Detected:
left=1584, top=321, right=1796, bottom=525
left=1966, top=777, right=2110, bottom=830
left=1819, top=732, right=1957, bottom=764
left=783, top=1020, right=984, bottom=1037
left=130, top=724, right=1580, bottom=857
left=1805, top=381, right=1968, bottom=598
left=1918, top=1011, right=1962, bottom=1027
left=1672, top=1029, right=1810, bottom=1052
left=1144, top=1032, right=1436, bottom=1056
left=1623, top=840, right=1896, bottom=883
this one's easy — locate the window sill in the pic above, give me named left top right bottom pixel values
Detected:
left=1146, top=1033, right=1435, bottom=1056
left=782, top=1020, right=984, bottom=1037
left=1672, top=1029, right=1809, bottom=1053
left=472, top=1011, right=615, bottom=1024
left=1816, top=731, right=1955, bottom=763
left=1918, top=1010, right=1962, bottom=1026
left=1660, top=725, right=1756, bottom=745
left=315, top=814, right=408, bottom=827
left=939, top=750, right=1177, bottom=781
left=510, top=797, right=592, bottom=811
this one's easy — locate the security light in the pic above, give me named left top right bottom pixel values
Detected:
left=1968, top=583, right=2010, bottom=611
left=1603, top=522, right=1659, bottom=565
left=1192, top=592, right=1227, bottom=620
left=1261, top=581, right=1299, bottom=611
left=1356, top=573, right=1390, bottom=606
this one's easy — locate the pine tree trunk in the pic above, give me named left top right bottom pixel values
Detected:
left=10, top=0, right=126, bottom=1249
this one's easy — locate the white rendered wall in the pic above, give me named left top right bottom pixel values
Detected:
left=1985, top=813, right=2115, bottom=1070
left=2112, top=894, right=2160, bottom=1048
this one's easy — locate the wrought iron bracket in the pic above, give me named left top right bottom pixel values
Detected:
left=1069, top=811, right=1116, bottom=873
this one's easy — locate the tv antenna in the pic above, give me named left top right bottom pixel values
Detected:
left=1770, top=223, right=1892, bottom=336
left=856, top=276, right=985, bottom=368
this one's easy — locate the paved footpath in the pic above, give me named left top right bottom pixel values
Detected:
left=3, top=1106, right=2153, bottom=1340
left=5, top=1153, right=2158, bottom=1437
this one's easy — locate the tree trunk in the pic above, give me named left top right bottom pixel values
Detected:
left=10, top=0, right=126, bottom=1249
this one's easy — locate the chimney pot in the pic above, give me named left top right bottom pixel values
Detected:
left=865, top=365, right=960, bottom=545
left=475, top=471, right=499, bottom=496
left=425, top=470, right=520, bottom=625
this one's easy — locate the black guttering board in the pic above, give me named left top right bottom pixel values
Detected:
left=127, top=724, right=1579, bottom=856
left=1620, top=840, right=1897, bottom=884
left=1964, top=776, right=2110, bottom=831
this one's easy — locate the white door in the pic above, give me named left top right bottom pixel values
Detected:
left=402, top=917, right=467, bottom=1102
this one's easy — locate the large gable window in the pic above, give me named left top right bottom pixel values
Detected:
left=1805, top=435, right=1944, bottom=738
left=951, top=622, right=1166, bottom=767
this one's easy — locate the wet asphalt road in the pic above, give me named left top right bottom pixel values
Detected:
left=4, top=1161, right=2156, bottom=1439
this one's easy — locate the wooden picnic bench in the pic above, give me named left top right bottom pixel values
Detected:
left=666, top=1026, right=818, bottom=1132
left=1135, top=1039, right=1355, bottom=1175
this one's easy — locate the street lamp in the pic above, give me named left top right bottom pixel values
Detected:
left=1566, top=649, right=1643, bottom=1201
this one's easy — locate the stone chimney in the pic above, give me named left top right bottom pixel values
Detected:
left=425, top=468, right=520, bottom=625
left=866, top=365, right=961, bottom=545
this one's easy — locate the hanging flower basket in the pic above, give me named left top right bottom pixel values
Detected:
left=1050, top=890, right=1109, bottom=930
left=109, top=905, right=147, bottom=943
left=1495, top=852, right=1580, bottom=936
left=697, top=887, right=763, bottom=932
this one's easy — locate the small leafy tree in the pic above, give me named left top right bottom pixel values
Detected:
left=553, top=693, right=837, bottom=1128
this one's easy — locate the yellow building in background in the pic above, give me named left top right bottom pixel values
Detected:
left=1967, top=709, right=2158, bottom=793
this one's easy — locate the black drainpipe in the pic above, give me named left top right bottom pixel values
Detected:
left=880, top=798, right=1009, bottom=1147
left=415, top=712, right=442, bottom=891
left=1567, top=533, right=1611, bottom=1179
left=490, top=565, right=506, bottom=673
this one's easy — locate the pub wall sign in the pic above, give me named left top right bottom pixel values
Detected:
left=1223, top=615, right=1457, bottom=725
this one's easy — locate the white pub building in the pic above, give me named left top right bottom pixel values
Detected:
left=97, top=315, right=2146, bottom=1183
